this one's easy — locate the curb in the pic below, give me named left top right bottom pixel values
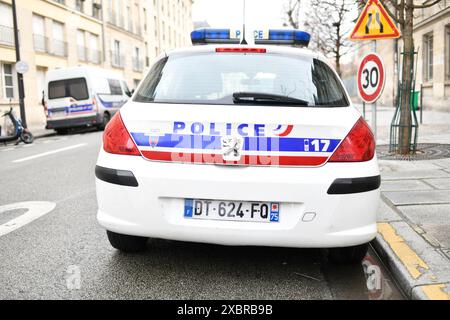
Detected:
left=372, top=221, right=450, bottom=300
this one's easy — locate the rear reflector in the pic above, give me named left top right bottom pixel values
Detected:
left=328, top=117, right=375, bottom=162
left=103, top=112, right=140, bottom=156
left=216, top=47, right=266, bottom=53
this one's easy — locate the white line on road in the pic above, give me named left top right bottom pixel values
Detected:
left=12, top=143, right=87, bottom=163
left=0, top=201, right=56, bottom=237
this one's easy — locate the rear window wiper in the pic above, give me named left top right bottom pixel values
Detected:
left=232, top=92, right=309, bottom=106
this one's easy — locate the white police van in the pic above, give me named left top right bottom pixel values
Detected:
left=45, top=66, right=131, bottom=134
left=95, top=29, right=380, bottom=263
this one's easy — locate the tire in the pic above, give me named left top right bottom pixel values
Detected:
left=55, top=128, right=68, bottom=135
left=106, top=230, right=147, bottom=253
left=20, top=131, right=34, bottom=144
left=327, top=243, right=369, bottom=264
left=98, top=112, right=110, bottom=131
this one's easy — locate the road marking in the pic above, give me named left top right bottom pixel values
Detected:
left=420, top=283, right=450, bottom=300
left=378, top=222, right=429, bottom=279
left=0, top=201, right=56, bottom=237
left=1, top=147, right=15, bottom=152
left=12, top=143, right=86, bottom=163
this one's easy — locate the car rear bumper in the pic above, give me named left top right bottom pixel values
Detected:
left=46, top=115, right=98, bottom=129
left=95, top=151, right=380, bottom=248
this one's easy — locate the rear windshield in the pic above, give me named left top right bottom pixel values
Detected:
left=134, top=52, right=349, bottom=107
left=48, top=77, right=89, bottom=100
left=108, top=79, right=123, bottom=95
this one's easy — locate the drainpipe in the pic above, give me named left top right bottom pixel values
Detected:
left=101, top=0, right=107, bottom=66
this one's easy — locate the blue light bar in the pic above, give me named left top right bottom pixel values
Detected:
left=255, top=29, right=311, bottom=47
left=191, top=28, right=240, bottom=45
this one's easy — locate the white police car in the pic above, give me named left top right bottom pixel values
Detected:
left=95, top=29, right=380, bottom=263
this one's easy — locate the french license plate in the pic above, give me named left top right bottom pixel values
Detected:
left=51, top=111, right=66, bottom=118
left=184, top=199, right=280, bottom=223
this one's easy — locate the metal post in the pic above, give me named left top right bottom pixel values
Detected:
left=372, top=40, right=377, bottom=141
left=11, top=0, right=27, bottom=128
left=420, top=83, right=423, bottom=124
left=363, top=101, right=366, bottom=119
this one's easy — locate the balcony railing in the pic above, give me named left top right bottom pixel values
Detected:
left=89, top=49, right=101, bottom=64
left=0, top=25, right=14, bottom=46
left=132, top=57, right=144, bottom=72
left=111, top=51, right=125, bottom=68
left=33, top=34, right=48, bottom=53
left=77, top=45, right=87, bottom=61
left=52, top=39, right=68, bottom=57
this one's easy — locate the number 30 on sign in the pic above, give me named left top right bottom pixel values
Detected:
left=357, top=53, right=385, bottom=104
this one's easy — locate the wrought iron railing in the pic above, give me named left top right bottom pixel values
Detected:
left=33, top=34, right=48, bottom=52
left=0, top=25, right=14, bottom=46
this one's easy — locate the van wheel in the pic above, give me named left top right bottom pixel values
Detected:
left=55, top=128, right=68, bottom=135
left=106, top=230, right=147, bottom=253
left=98, top=113, right=110, bottom=130
left=327, top=243, right=369, bottom=264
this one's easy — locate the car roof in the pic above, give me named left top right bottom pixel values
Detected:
left=46, top=66, right=124, bottom=81
left=164, top=44, right=326, bottom=63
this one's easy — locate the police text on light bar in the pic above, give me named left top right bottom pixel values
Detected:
left=190, top=28, right=310, bottom=47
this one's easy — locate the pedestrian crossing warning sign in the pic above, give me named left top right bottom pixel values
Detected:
left=350, top=0, right=400, bottom=41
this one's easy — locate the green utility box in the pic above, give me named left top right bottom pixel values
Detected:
left=411, top=91, right=420, bottom=111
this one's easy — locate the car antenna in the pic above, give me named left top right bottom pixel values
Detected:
left=240, top=0, right=248, bottom=45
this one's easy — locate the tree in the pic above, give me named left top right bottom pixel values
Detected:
left=369, top=0, right=442, bottom=154
left=303, top=0, right=357, bottom=76
left=283, top=0, right=302, bottom=29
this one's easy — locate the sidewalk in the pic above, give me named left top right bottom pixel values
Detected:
left=358, top=105, right=450, bottom=299
left=27, top=122, right=54, bottom=139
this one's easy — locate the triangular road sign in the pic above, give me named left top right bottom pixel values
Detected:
left=350, top=0, right=401, bottom=41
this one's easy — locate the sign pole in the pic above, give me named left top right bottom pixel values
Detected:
left=11, top=0, right=27, bottom=128
left=372, top=40, right=377, bottom=141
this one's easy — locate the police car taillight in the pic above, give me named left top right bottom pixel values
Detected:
left=216, top=48, right=266, bottom=53
left=103, top=112, right=140, bottom=156
left=329, top=117, right=375, bottom=162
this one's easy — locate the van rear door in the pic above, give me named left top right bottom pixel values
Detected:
left=47, top=77, right=94, bottom=119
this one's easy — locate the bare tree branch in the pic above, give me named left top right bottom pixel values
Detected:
left=413, top=0, right=442, bottom=9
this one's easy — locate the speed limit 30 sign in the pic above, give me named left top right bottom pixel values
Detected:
left=357, top=53, right=385, bottom=104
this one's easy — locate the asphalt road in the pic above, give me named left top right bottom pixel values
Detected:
left=0, top=130, right=404, bottom=300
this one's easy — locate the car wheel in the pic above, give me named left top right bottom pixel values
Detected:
left=98, top=113, right=110, bottom=131
left=327, top=243, right=369, bottom=264
left=106, top=230, right=147, bottom=253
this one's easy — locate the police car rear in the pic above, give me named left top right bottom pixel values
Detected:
left=95, top=29, right=380, bottom=263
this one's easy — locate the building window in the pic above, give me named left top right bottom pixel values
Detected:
left=92, top=2, right=102, bottom=19
left=143, top=8, right=147, bottom=32
left=112, top=40, right=123, bottom=68
left=135, top=3, right=141, bottom=35
left=77, top=30, right=86, bottom=61
left=75, top=0, right=84, bottom=13
left=54, top=0, right=65, bottom=4
left=423, top=33, right=433, bottom=82
left=0, top=2, right=14, bottom=46
left=447, top=27, right=450, bottom=80
left=2, top=63, right=15, bottom=99
left=127, top=6, right=132, bottom=32
left=33, top=14, right=47, bottom=52
left=133, top=47, right=143, bottom=71
left=89, top=33, right=100, bottom=64
left=52, top=21, right=66, bottom=57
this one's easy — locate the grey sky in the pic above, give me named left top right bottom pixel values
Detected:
left=192, top=0, right=310, bottom=30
